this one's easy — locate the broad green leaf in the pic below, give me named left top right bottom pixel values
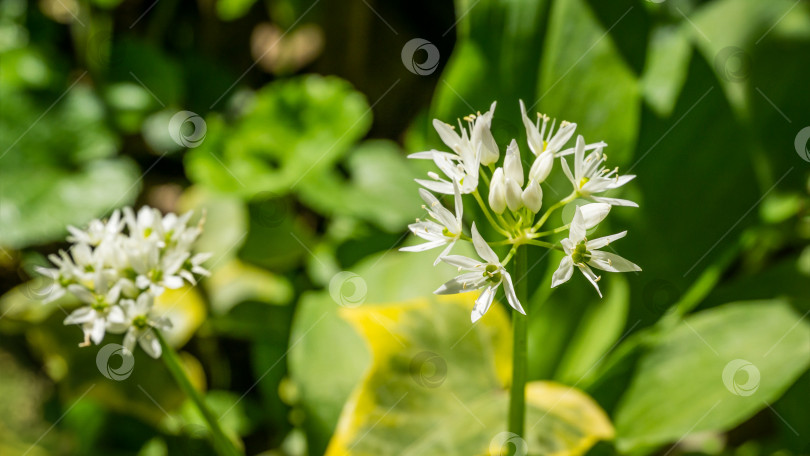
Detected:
left=296, top=140, right=422, bottom=232
left=554, top=275, right=630, bottom=384
left=0, top=84, right=140, bottom=249
left=326, top=294, right=613, bottom=455
left=539, top=0, right=640, bottom=165
left=185, top=75, right=371, bottom=197
left=216, top=0, right=258, bottom=21
left=641, top=23, right=692, bottom=117
left=614, top=300, right=810, bottom=452
left=287, top=247, right=475, bottom=454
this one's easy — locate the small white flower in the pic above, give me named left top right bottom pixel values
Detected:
left=552, top=205, right=640, bottom=297
left=410, top=102, right=498, bottom=194
left=401, top=180, right=464, bottom=265
left=130, top=240, right=187, bottom=295
left=561, top=136, right=637, bottom=207
left=435, top=223, right=525, bottom=322
left=64, top=275, right=125, bottom=346
left=179, top=252, right=213, bottom=285
left=124, top=206, right=163, bottom=242
left=520, top=100, right=578, bottom=158
left=114, top=294, right=172, bottom=359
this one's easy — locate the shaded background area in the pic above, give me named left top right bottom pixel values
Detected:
left=1, top=0, right=810, bottom=455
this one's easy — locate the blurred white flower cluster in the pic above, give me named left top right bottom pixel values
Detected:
left=37, top=206, right=211, bottom=358
left=404, top=101, right=640, bottom=322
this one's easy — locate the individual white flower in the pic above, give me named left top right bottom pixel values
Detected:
left=179, top=252, right=213, bottom=285
left=34, top=249, right=86, bottom=303
left=129, top=240, right=187, bottom=295
left=435, top=223, right=525, bottom=322
left=520, top=100, right=606, bottom=184
left=64, top=275, right=125, bottom=346
left=410, top=102, right=498, bottom=194
left=400, top=180, right=464, bottom=265
left=124, top=206, right=163, bottom=242
left=561, top=135, right=637, bottom=207
left=488, top=168, right=507, bottom=214
left=551, top=205, right=641, bottom=297
left=67, top=210, right=124, bottom=246
left=112, top=294, right=172, bottom=359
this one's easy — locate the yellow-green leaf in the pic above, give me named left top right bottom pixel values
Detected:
left=326, top=294, right=613, bottom=456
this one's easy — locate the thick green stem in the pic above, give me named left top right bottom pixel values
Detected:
left=156, top=331, right=242, bottom=456
left=531, top=192, right=577, bottom=233
left=508, top=247, right=528, bottom=443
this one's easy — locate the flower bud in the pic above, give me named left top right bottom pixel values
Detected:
left=522, top=179, right=543, bottom=213
left=488, top=167, right=507, bottom=214
left=529, top=151, right=554, bottom=183
left=504, top=139, right=524, bottom=187
left=476, top=102, right=500, bottom=166
left=505, top=177, right=523, bottom=212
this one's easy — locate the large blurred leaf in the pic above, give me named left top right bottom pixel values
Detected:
left=296, top=140, right=421, bottom=232
left=538, top=0, right=640, bottom=165
left=0, top=84, right=139, bottom=249
left=288, top=246, right=475, bottom=454
left=614, top=300, right=810, bottom=453
left=326, top=294, right=613, bottom=455
left=185, top=75, right=371, bottom=197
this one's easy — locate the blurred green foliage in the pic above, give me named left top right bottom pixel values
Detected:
left=2, top=0, right=810, bottom=455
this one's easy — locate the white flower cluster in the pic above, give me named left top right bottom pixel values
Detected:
left=36, top=206, right=211, bottom=358
left=403, top=101, right=640, bottom=322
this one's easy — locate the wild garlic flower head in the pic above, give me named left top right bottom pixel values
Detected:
left=402, top=100, right=641, bottom=322
left=36, top=205, right=210, bottom=357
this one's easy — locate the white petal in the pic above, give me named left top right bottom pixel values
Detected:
left=551, top=256, right=574, bottom=288
left=505, top=178, right=524, bottom=212
left=471, top=286, right=495, bottom=323
left=529, top=152, right=554, bottom=183
left=68, top=284, right=95, bottom=305
left=502, top=272, right=525, bottom=315
left=471, top=223, right=500, bottom=265
left=434, top=272, right=486, bottom=295
left=587, top=231, right=627, bottom=250
left=573, top=135, right=586, bottom=181
left=64, top=307, right=94, bottom=324
left=441, top=255, right=482, bottom=270
left=503, top=140, right=524, bottom=187
left=569, top=206, right=587, bottom=244
left=488, top=168, right=507, bottom=214
left=520, top=100, right=544, bottom=155
left=433, top=240, right=457, bottom=266
left=577, top=263, right=603, bottom=298
left=588, top=250, right=641, bottom=273
left=400, top=239, right=446, bottom=253
left=579, top=203, right=611, bottom=229
left=433, top=119, right=462, bottom=152
left=123, top=328, right=138, bottom=353
left=452, top=179, right=463, bottom=222
left=522, top=179, right=543, bottom=213
left=560, top=157, right=576, bottom=187
left=163, top=275, right=184, bottom=289
left=606, top=174, right=636, bottom=189
left=139, top=329, right=162, bottom=359
left=591, top=196, right=639, bottom=208
left=90, top=318, right=106, bottom=344
left=415, top=178, right=454, bottom=195
left=546, top=122, right=576, bottom=153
